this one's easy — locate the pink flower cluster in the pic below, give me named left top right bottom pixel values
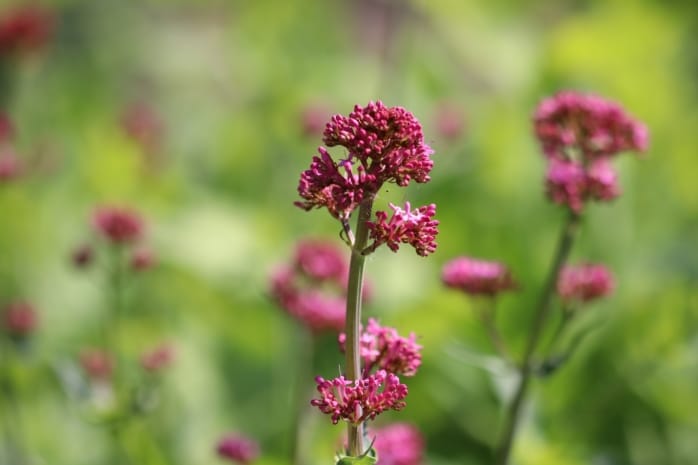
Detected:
left=442, top=256, right=516, bottom=296
left=534, top=91, right=648, bottom=212
left=80, top=348, right=113, bottom=381
left=0, top=5, right=54, bottom=56
left=366, top=202, right=439, bottom=257
left=2, top=301, right=37, bottom=337
left=121, top=101, right=164, bottom=155
left=140, top=343, right=175, bottom=373
left=373, top=423, right=425, bottom=465
left=92, top=206, right=144, bottom=244
left=270, top=240, right=354, bottom=332
left=557, top=263, right=614, bottom=303
left=339, top=318, right=422, bottom=377
left=216, top=433, right=260, bottom=464
left=296, top=101, right=439, bottom=256
left=74, top=206, right=156, bottom=272
left=311, top=370, right=408, bottom=425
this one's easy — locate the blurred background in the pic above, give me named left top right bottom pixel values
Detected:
left=1, top=0, right=697, bottom=464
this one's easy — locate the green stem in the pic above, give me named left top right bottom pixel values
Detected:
left=494, top=211, right=580, bottom=465
left=477, top=297, right=512, bottom=364
left=345, top=199, right=374, bottom=457
left=0, top=340, right=27, bottom=465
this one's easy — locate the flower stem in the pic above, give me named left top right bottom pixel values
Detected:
left=494, top=211, right=580, bottom=465
left=345, top=199, right=374, bottom=457
left=477, top=297, right=512, bottom=364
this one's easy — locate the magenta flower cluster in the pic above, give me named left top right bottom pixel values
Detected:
left=534, top=91, right=648, bottom=212
left=270, top=239, right=356, bottom=333
left=442, top=256, right=517, bottom=297
left=557, top=263, right=614, bottom=303
left=310, top=370, right=408, bottom=426
left=366, top=202, right=439, bottom=257
left=216, top=433, right=260, bottom=464
left=295, top=101, right=439, bottom=256
left=339, top=318, right=422, bottom=377
left=2, top=301, right=38, bottom=338
left=373, top=423, right=425, bottom=465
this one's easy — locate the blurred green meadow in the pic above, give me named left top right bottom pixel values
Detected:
left=1, top=0, right=697, bottom=464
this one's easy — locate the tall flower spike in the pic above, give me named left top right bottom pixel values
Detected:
left=442, top=256, right=517, bottom=296
left=366, top=202, right=439, bottom=257
left=557, top=263, right=614, bottom=303
left=310, top=370, right=408, bottom=425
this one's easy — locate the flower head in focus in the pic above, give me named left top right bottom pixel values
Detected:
left=216, top=433, right=260, bottom=464
left=296, top=101, right=434, bottom=220
left=442, top=257, right=517, bottom=296
left=339, top=318, right=422, bottom=377
left=373, top=423, right=425, bottom=465
left=311, top=370, right=408, bottom=425
left=366, top=202, right=439, bottom=257
left=557, top=263, right=614, bottom=304
left=92, top=206, right=144, bottom=244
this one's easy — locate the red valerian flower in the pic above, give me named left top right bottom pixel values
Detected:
left=534, top=91, right=648, bottom=161
left=140, top=343, right=175, bottom=373
left=294, top=239, right=347, bottom=282
left=373, top=423, right=425, bottom=465
left=544, top=159, right=588, bottom=213
left=296, top=101, right=434, bottom=219
left=92, top=206, right=144, bottom=244
left=2, top=301, right=37, bottom=336
left=216, top=433, right=260, bottom=464
left=130, top=246, right=156, bottom=271
left=366, top=202, right=439, bottom=257
left=0, top=5, right=54, bottom=56
left=310, top=370, right=408, bottom=425
left=442, top=256, right=517, bottom=296
left=557, top=263, right=614, bottom=303
left=339, top=318, right=422, bottom=377
left=120, top=101, right=164, bottom=154
left=80, top=348, right=113, bottom=381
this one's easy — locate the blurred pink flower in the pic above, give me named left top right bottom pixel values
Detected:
left=140, top=343, right=175, bottom=373
left=311, top=370, right=408, bottom=425
left=92, top=206, right=144, bottom=244
left=0, top=5, right=54, bottom=56
left=374, top=423, right=425, bottom=465
left=121, top=101, right=164, bottom=154
left=2, top=301, right=37, bottom=336
left=216, top=434, right=259, bottom=464
left=534, top=91, right=648, bottom=161
left=544, top=159, right=587, bottom=213
left=442, top=256, right=516, bottom=296
left=434, top=103, right=466, bottom=140
left=557, top=263, right=614, bottom=303
left=0, top=112, right=13, bottom=142
left=586, top=158, right=621, bottom=202
left=300, top=103, right=331, bottom=137
left=131, top=246, right=156, bottom=271
left=80, top=349, right=113, bottom=381
left=294, top=239, right=347, bottom=282
left=367, top=202, right=439, bottom=257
